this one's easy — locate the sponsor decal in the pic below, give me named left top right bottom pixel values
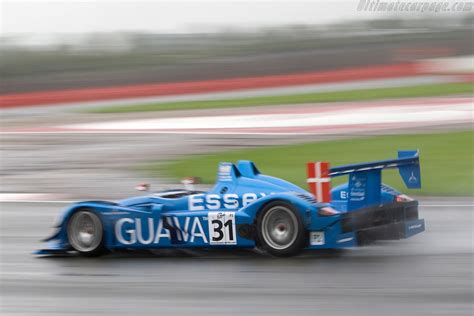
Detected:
left=408, top=223, right=422, bottom=230
left=218, top=163, right=233, bottom=182
left=349, top=174, right=366, bottom=201
left=115, top=216, right=208, bottom=245
left=309, top=231, right=325, bottom=245
left=188, top=192, right=266, bottom=211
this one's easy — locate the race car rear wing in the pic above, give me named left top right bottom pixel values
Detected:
left=307, top=150, right=421, bottom=210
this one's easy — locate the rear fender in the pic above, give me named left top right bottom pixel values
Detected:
left=237, top=193, right=319, bottom=228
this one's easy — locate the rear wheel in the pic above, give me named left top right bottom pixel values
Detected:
left=67, top=210, right=105, bottom=256
left=257, top=201, right=306, bottom=257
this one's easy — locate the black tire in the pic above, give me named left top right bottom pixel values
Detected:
left=67, top=209, right=105, bottom=256
left=256, top=201, right=306, bottom=257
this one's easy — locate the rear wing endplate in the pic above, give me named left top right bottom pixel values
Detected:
left=307, top=150, right=421, bottom=209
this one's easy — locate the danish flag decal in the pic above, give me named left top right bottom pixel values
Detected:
left=307, top=162, right=331, bottom=203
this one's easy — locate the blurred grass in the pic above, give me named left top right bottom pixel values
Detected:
left=91, top=82, right=473, bottom=113
left=151, top=131, right=473, bottom=196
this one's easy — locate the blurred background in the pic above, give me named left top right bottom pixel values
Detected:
left=1, top=1, right=473, bottom=199
left=0, top=1, right=473, bottom=315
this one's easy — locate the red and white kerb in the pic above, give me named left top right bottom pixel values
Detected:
left=306, top=162, right=331, bottom=203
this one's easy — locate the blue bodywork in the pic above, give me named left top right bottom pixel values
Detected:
left=36, top=150, right=425, bottom=255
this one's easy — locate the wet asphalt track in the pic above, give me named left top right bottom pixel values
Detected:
left=1, top=198, right=472, bottom=316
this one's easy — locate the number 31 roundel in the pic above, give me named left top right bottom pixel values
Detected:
left=208, top=212, right=237, bottom=245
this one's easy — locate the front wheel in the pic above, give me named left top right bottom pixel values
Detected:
left=67, top=210, right=105, bottom=256
left=256, top=201, right=306, bottom=257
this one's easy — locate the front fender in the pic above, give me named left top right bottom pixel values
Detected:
left=42, top=200, right=152, bottom=249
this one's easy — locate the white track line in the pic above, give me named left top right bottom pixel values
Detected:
left=0, top=200, right=78, bottom=203
left=419, top=204, right=473, bottom=207
left=1, top=131, right=323, bottom=135
left=3, top=98, right=472, bottom=135
left=0, top=193, right=72, bottom=203
left=62, top=103, right=472, bottom=131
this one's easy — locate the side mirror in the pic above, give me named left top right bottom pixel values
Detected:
left=135, top=183, right=150, bottom=191
left=181, top=177, right=201, bottom=190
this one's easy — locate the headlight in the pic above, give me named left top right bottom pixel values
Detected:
left=318, top=206, right=340, bottom=216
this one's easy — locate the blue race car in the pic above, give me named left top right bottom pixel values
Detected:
left=36, top=150, right=424, bottom=257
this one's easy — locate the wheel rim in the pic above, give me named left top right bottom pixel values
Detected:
left=68, top=211, right=102, bottom=252
left=261, top=206, right=298, bottom=250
